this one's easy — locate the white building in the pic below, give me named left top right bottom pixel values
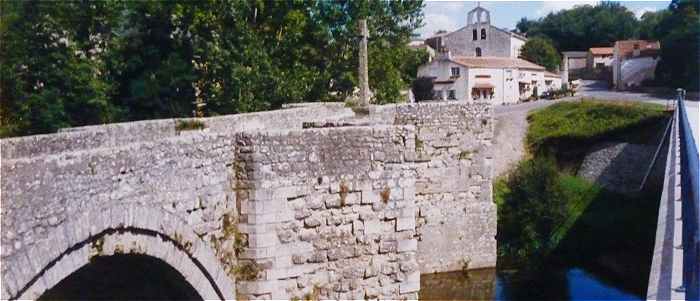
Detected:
left=587, top=47, right=614, bottom=70
left=612, top=40, right=661, bottom=90
left=418, top=52, right=562, bottom=103
left=416, top=6, right=563, bottom=104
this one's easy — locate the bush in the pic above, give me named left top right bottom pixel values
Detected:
left=496, top=156, right=600, bottom=267
left=411, top=77, right=434, bottom=102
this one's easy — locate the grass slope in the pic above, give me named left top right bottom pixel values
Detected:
left=496, top=99, right=667, bottom=272
left=526, top=99, right=668, bottom=160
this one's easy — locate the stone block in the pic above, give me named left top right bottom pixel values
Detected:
left=299, top=228, right=318, bottom=242
left=395, top=217, right=415, bottom=232
left=325, top=196, right=342, bottom=209
left=396, top=239, right=417, bottom=253
left=307, top=251, right=327, bottom=263
left=304, top=215, right=322, bottom=228
left=399, top=281, right=419, bottom=294
left=379, top=240, right=397, bottom=254
left=364, top=219, right=381, bottom=235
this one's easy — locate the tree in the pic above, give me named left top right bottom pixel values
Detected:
left=516, top=2, right=638, bottom=51
left=653, top=0, right=699, bottom=90
left=1, top=0, right=426, bottom=137
left=520, top=37, right=561, bottom=72
left=638, top=10, right=670, bottom=40
left=411, top=77, right=434, bottom=101
left=0, top=1, right=117, bottom=136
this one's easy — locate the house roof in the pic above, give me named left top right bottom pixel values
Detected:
left=614, top=40, right=660, bottom=59
left=451, top=56, right=546, bottom=70
left=544, top=71, right=561, bottom=78
left=562, top=51, right=588, bottom=58
left=589, top=47, right=613, bottom=55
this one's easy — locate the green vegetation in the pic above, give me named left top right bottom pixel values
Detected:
left=515, top=2, right=637, bottom=52
left=526, top=100, right=667, bottom=160
left=496, top=100, right=666, bottom=270
left=0, top=0, right=427, bottom=137
left=516, top=0, right=698, bottom=90
left=175, top=120, right=206, bottom=132
left=495, top=156, right=601, bottom=267
left=411, top=76, right=435, bottom=102
left=520, top=37, right=560, bottom=72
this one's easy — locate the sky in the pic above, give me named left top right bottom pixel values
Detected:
left=417, top=1, right=670, bottom=39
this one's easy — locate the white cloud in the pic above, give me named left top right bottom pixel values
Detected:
left=535, top=1, right=599, bottom=16
left=418, top=13, right=461, bottom=38
left=634, top=7, right=655, bottom=19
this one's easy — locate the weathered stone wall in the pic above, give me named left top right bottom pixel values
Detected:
left=2, top=103, right=353, bottom=160
left=1, top=130, right=239, bottom=299
left=1, top=101, right=495, bottom=300
left=233, top=126, right=420, bottom=300
left=392, top=102, right=496, bottom=273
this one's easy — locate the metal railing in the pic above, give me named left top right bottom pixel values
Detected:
left=677, top=89, right=699, bottom=300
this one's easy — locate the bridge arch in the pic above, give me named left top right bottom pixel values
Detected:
left=6, top=204, right=235, bottom=300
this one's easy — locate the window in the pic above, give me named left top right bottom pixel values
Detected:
left=475, top=75, right=491, bottom=78
left=475, top=47, right=482, bottom=57
left=472, top=29, right=477, bottom=41
left=451, top=67, right=460, bottom=77
left=481, top=28, right=486, bottom=40
left=596, top=62, right=605, bottom=69
left=448, top=90, right=456, bottom=100
left=434, top=90, right=444, bottom=100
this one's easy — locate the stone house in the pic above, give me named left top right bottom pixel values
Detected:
left=562, top=51, right=588, bottom=80
left=425, top=6, right=527, bottom=58
left=587, top=47, right=614, bottom=70
left=416, top=6, right=562, bottom=104
left=612, top=40, right=661, bottom=90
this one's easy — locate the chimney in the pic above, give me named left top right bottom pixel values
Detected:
left=436, top=38, right=452, bottom=60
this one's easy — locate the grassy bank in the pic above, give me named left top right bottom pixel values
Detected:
left=526, top=99, right=668, bottom=170
left=496, top=100, right=668, bottom=269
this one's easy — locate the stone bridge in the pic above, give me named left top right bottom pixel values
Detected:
left=1, top=102, right=496, bottom=300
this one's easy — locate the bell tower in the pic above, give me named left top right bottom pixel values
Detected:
left=467, top=4, right=491, bottom=26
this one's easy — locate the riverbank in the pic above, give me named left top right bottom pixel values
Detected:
left=419, top=100, right=670, bottom=300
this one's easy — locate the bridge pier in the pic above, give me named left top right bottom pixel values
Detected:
left=1, top=102, right=495, bottom=299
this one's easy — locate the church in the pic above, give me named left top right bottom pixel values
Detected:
left=417, top=6, right=562, bottom=104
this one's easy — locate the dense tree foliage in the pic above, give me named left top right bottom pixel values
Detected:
left=411, top=76, right=434, bottom=101
left=651, top=0, right=699, bottom=90
left=515, top=2, right=637, bottom=51
left=0, top=0, right=426, bottom=137
left=520, top=37, right=560, bottom=72
left=516, top=0, right=698, bottom=91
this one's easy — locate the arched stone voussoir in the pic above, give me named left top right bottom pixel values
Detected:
left=6, top=204, right=235, bottom=300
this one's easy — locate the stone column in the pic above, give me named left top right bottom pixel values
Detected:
left=358, top=19, right=370, bottom=110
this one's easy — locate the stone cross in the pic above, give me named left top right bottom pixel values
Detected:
left=358, top=19, right=370, bottom=110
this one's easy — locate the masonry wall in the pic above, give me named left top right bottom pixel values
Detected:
left=1, top=103, right=353, bottom=160
left=234, top=125, right=421, bottom=300
left=392, top=102, right=496, bottom=273
left=1, top=101, right=496, bottom=300
left=0, top=130, right=240, bottom=299
left=444, top=25, right=515, bottom=58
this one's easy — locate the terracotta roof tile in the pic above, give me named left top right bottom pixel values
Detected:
left=589, top=47, right=613, bottom=55
left=451, top=56, right=546, bottom=70
left=614, top=40, right=660, bottom=59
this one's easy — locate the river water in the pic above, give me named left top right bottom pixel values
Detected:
left=420, top=189, right=659, bottom=300
left=420, top=266, right=644, bottom=300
